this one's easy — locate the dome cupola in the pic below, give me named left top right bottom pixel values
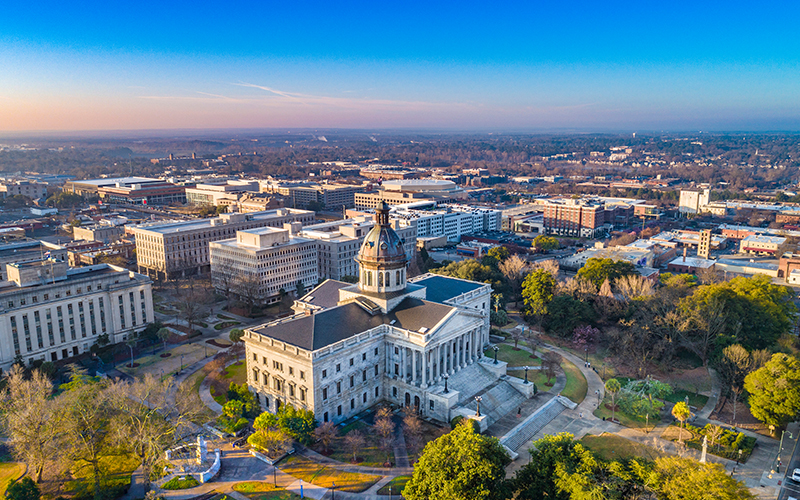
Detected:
left=356, top=201, right=408, bottom=293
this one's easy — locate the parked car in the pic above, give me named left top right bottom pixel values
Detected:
left=791, top=468, right=800, bottom=482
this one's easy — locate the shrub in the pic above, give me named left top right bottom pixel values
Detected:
left=162, top=476, right=200, bottom=490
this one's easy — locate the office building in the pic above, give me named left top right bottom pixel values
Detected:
left=0, top=181, right=48, bottom=200
left=133, top=209, right=315, bottom=279
left=185, top=181, right=260, bottom=206
left=0, top=259, right=154, bottom=371
left=210, top=226, right=318, bottom=304
left=679, top=189, right=711, bottom=214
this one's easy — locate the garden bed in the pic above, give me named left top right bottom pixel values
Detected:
left=214, top=321, right=241, bottom=331
left=207, top=338, right=233, bottom=348
left=233, top=482, right=302, bottom=500
left=163, top=475, right=200, bottom=490
left=663, top=423, right=756, bottom=462
left=580, top=433, right=665, bottom=461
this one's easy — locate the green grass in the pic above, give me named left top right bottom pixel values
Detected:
left=217, top=314, right=234, bottom=320
left=163, top=475, right=200, bottom=490
left=215, top=321, right=241, bottom=330
left=664, top=389, right=709, bottom=409
left=233, top=482, right=302, bottom=500
left=279, top=455, right=380, bottom=493
left=0, top=463, right=25, bottom=496
left=66, top=452, right=141, bottom=499
left=197, top=321, right=209, bottom=328
left=580, top=433, right=666, bottom=461
left=210, top=360, right=248, bottom=404
left=560, top=358, right=588, bottom=404
left=592, top=397, right=660, bottom=430
left=377, top=476, right=411, bottom=495
left=528, top=370, right=556, bottom=391
left=483, top=344, right=541, bottom=367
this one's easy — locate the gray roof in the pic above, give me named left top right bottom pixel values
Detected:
left=250, top=296, right=454, bottom=351
left=300, top=280, right=349, bottom=310
left=413, top=275, right=485, bottom=303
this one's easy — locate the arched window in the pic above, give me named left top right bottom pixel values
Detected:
left=378, top=272, right=384, bottom=287
left=396, top=270, right=401, bottom=285
left=367, top=271, right=372, bottom=286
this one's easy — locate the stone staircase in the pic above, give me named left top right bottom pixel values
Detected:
left=461, top=379, right=527, bottom=426
left=444, top=363, right=500, bottom=404
left=500, top=397, right=569, bottom=452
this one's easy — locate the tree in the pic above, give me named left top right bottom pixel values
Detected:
left=511, top=433, right=579, bottom=500
left=344, top=430, right=366, bottom=463
left=486, top=246, right=509, bottom=262
left=605, top=378, right=621, bottom=423
left=616, top=274, right=655, bottom=301
left=178, top=280, right=212, bottom=334
left=403, top=411, right=424, bottom=451
left=229, top=328, right=244, bottom=344
left=0, top=367, right=61, bottom=483
left=533, top=235, right=559, bottom=251
left=126, top=338, right=137, bottom=368
left=655, top=456, right=754, bottom=500
left=714, top=344, right=753, bottom=424
left=235, top=272, right=262, bottom=316
left=374, top=413, right=396, bottom=461
left=156, top=327, right=171, bottom=352
left=671, top=402, right=691, bottom=443
left=275, top=405, right=317, bottom=444
left=498, top=254, right=528, bottom=300
left=404, top=420, right=511, bottom=500
left=314, top=421, right=337, bottom=453
left=248, top=428, right=292, bottom=457
left=6, top=477, right=40, bottom=500
left=577, top=257, right=637, bottom=290
left=521, top=269, right=556, bottom=323
left=744, top=353, right=800, bottom=428
left=510, top=327, right=524, bottom=349
left=296, top=280, right=306, bottom=298
left=543, top=351, right=562, bottom=383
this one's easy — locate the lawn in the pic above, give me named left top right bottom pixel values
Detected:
left=181, top=365, right=217, bottom=424
left=560, top=358, right=588, bottom=404
left=66, top=452, right=140, bottom=499
left=592, top=398, right=660, bottom=431
left=312, top=421, right=388, bottom=467
left=0, top=463, right=25, bottom=496
left=163, top=475, right=200, bottom=490
left=580, top=433, right=666, bottom=461
left=218, top=314, right=234, bottom=320
left=233, top=482, right=302, bottom=500
left=377, top=476, right=411, bottom=495
left=279, top=455, right=380, bottom=493
left=664, top=389, right=709, bottom=410
left=210, top=360, right=248, bottom=405
left=483, top=344, right=541, bottom=367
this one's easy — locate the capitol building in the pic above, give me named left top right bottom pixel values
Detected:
left=243, top=201, right=532, bottom=426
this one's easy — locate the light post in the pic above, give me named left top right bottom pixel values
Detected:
left=523, top=366, right=530, bottom=384
left=776, top=429, right=793, bottom=472
left=331, top=481, right=336, bottom=500
left=443, top=373, right=449, bottom=394
left=180, top=354, right=184, bottom=374
left=584, top=346, right=588, bottom=364
left=475, top=396, right=482, bottom=417
left=160, top=369, right=164, bottom=382
left=273, top=465, right=276, bottom=486
left=595, top=389, right=600, bottom=406
left=737, top=449, right=742, bottom=465
left=492, top=345, right=499, bottom=365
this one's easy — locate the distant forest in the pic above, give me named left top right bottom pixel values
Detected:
left=1, top=132, right=799, bottom=191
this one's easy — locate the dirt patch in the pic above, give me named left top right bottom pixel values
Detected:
left=709, top=398, right=768, bottom=435
left=206, top=339, right=232, bottom=348
left=125, top=363, right=140, bottom=368
left=160, top=353, right=172, bottom=358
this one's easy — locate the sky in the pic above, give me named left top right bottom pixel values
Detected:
left=2, top=0, right=800, bottom=132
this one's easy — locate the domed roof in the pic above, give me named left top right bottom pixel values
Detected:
left=357, top=224, right=407, bottom=267
left=356, top=201, right=407, bottom=268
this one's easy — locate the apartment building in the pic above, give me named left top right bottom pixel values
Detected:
left=209, top=226, right=318, bottom=303
left=539, top=198, right=607, bottom=238
left=0, top=181, right=48, bottom=200
left=0, top=259, right=153, bottom=370
left=387, top=205, right=502, bottom=242
left=133, top=209, right=315, bottom=279
left=73, top=224, right=125, bottom=243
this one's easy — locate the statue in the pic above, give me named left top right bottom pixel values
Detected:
left=700, top=435, right=707, bottom=463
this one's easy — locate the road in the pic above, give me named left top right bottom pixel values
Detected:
left=779, top=427, right=800, bottom=500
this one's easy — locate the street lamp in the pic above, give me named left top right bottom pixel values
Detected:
left=475, top=396, right=482, bottom=417
left=331, top=481, right=336, bottom=500
left=273, top=465, right=277, bottom=486
left=776, top=429, right=793, bottom=471
left=443, top=374, right=449, bottom=394
left=584, top=346, right=588, bottom=364
left=492, top=345, right=499, bottom=365
left=596, top=389, right=601, bottom=406
left=180, top=354, right=184, bottom=374
left=523, top=366, right=530, bottom=384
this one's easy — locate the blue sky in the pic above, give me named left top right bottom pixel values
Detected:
left=2, top=0, right=800, bottom=131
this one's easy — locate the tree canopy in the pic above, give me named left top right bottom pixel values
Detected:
left=577, top=257, right=637, bottom=289
left=744, top=353, right=800, bottom=427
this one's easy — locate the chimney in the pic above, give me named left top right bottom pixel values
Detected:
left=683, top=247, right=687, bottom=262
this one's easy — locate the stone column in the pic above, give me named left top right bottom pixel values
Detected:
left=421, top=350, right=428, bottom=388
left=412, top=349, right=417, bottom=384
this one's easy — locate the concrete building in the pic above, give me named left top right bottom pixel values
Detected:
left=300, top=217, right=416, bottom=281
left=666, top=256, right=715, bottom=274
left=679, top=188, right=711, bottom=214
left=73, top=224, right=125, bottom=243
left=739, top=234, right=786, bottom=256
left=354, top=179, right=467, bottom=210
left=210, top=226, right=318, bottom=304
left=539, top=198, right=608, bottom=238
left=261, top=181, right=362, bottom=209
left=133, top=209, right=315, bottom=279
left=0, top=259, right=153, bottom=370
left=0, top=181, right=48, bottom=200
left=378, top=205, right=502, bottom=242
left=698, top=229, right=711, bottom=259
left=714, top=259, right=779, bottom=278
left=243, top=202, right=523, bottom=428
left=185, top=181, right=260, bottom=206
left=97, top=179, right=186, bottom=206
left=0, top=240, right=67, bottom=282
left=64, top=177, right=161, bottom=197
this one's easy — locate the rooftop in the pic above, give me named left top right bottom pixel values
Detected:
left=410, top=274, right=486, bottom=303
left=299, top=280, right=350, bottom=310
left=667, top=256, right=715, bottom=269
left=741, top=234, right=786, bottom=244
left=71, top=177, right=160, bottom=186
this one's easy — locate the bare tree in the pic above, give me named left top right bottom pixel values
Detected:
left=403, top=411, right=424, bottom=451
left=235, top=272, right=262, bottom=317
left=178, top=279, right=212, bottom=334
left=510, top=327, right=524, bottom=349
left=373, top=413, right=396, bottom=462
left=344, top=430, right=366, bottom=463
left=156, top=327, right=171, bottom=352
left=0, top=366, right=61, bottom=482
left=314, top=421, right=337, bottom=453
left=532, top=259, right=559, bottom=279
left=696, top=267, right=723, bottom=285
left=615, top=274, right=655, bottom=301
left=543, top=351, right=562, bottom=383
left=499, top=254, right=529, bottom=302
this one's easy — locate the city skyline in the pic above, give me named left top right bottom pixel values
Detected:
left=3, top=0, right=800, bottom=132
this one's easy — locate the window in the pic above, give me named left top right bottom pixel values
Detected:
left=324, top=412, right=329, bottom=422
left=363, top=392, right=367, bottom=403
left=32, top=296, right=37, bottom=303
left=300, top=388, right=306, bottom=401
left=43, top=294, right=48, bottom=300
left=289, top=366, right=294, bottom=376
left=362, top=352, right=366, bottom=361
left=350, top=398, right=354, bottom=410
left=349, top=357, right=354, bottom=366
left=394, top=363, right=399, bottom=375
left=374, top=347, right=378, bottom=356
left=392, top=387, right=398, bottom=397
left=337, top=405, right=342, bottom=416
left=253, top=353, right=257, bottom=361
left=253, top=369, right=258, bottom=381
left=336, top=381, right=341, bottom=394
left=362, top=370, right=367, bottom=382
left=430, top=400, right=435, bottom=410
left=394, top=346, right=399, bottom=354
left=375, top=386, right=379, bottom=398
left=262, top=373, right=268, bottom=384
left=336, top=363, right=341, bottom=373
left=300, top=371, right=305, bottom=380
left=322, top=369, right=327, bottom=379
left=6, top=301, right=12, bottom=308
left=323, top=388, right=328, bottom=400
left=350, top=375, right=354, bottom=388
